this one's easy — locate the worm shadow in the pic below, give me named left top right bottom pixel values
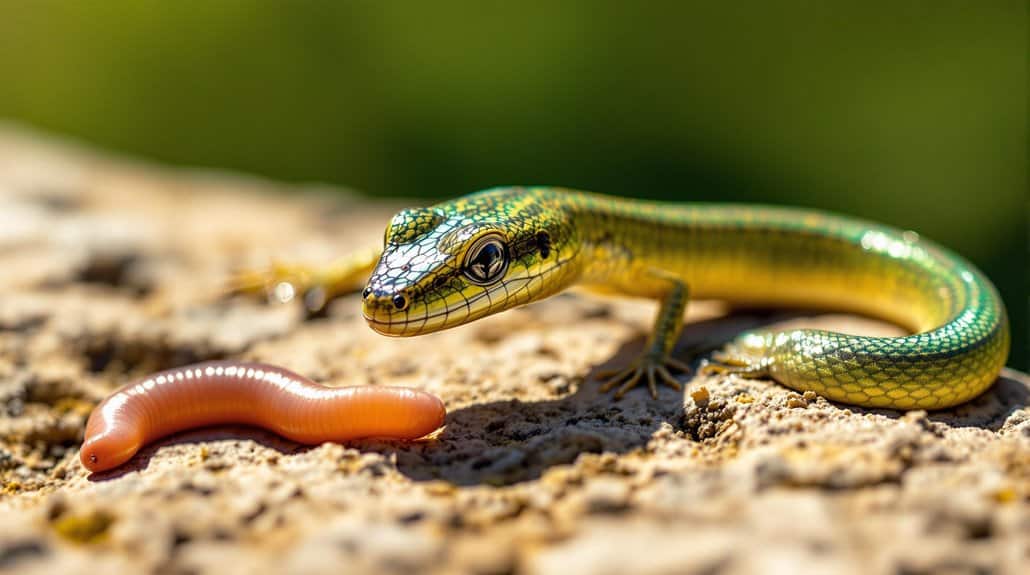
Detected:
left=86, top=426, right=315, bottom=481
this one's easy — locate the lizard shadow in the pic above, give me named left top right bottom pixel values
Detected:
left=925, top=372, right=1029, bottom=432
left=666, top=306, right=1029, bottom=434
left=382, top=307, right=1029, bottom=486
left=828, top=372, right=1029, bottom=433
left=377, top=309, right=797, bottom=487
left=375, top=342, right=685, bottom=487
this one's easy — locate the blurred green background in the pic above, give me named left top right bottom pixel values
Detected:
left=0, top=1, right=1025, bottom=368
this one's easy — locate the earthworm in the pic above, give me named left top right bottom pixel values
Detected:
left=80, top=361, right=446, bottom=472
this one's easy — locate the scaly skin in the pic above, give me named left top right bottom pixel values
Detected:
left=237, top=187, right=1009, bottom=410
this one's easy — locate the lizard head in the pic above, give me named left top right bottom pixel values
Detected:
left=362, top=187, right=580, bottom=336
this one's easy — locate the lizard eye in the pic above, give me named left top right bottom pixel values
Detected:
left=462, top=234, right=509, bottom=286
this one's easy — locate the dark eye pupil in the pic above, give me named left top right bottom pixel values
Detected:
left=465, top=239, right=507, bottom=284
left=392, top=294, right=408, bottom=310
left=474, top=244, right=501, bottom=268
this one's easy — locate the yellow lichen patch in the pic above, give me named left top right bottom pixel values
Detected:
left=690, top=386, right=710, bottom=405
left=52, top=397, right=95, bottom=417
left=779, top=442, right=849, bottom=465
left=52, top=510, right=115, bottom=544
left=424, top=481, right=458, bottom=497
left=786, top=396, right=808, bottom=408
left=735, top=393, right=754, bottom=404
left=991, top=486, right=1018, bottom=504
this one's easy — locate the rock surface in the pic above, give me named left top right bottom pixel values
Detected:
left=0, top=126, right=1027, bottom=575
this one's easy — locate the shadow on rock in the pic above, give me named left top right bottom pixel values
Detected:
left=382, top=312, right=784, bottom=487
left=89, top=309, right=1030, bottom=485
left=926, top=370, right=1030, bottom=431
left=86, top=426, right=314, bottom=481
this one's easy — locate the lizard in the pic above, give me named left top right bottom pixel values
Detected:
left=233, top=186, right=1009, bottom=410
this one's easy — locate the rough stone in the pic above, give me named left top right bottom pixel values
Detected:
left=0, top=125, right=1027, bottom=574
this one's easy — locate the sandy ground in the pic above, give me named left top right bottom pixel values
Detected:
left=0, top=126, right=1026, bottom=575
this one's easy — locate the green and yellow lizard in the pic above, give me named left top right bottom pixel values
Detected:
left=235, top=187, right=1009, bottom=410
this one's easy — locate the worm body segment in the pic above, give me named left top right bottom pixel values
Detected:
left=80, top=361, right=446, bottom=472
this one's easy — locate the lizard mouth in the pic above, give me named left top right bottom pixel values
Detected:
left=361, top=300, right=470, bottom=337
left=361, top=260, right=561, bottom=338
left=361, top=278, right=506, bottom=337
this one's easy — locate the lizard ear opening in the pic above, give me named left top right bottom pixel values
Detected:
left=536, top=231, right=551, bottom=258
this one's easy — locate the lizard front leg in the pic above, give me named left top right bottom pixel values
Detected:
left=229, top=246, right=380, bottom=311
left=597, top=272, right=691, bottom=399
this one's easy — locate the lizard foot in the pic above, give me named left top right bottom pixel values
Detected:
left=226, top=248, right=379, bottom=313
left=227, top=261, right=320, bottom=307
left=596, top=354, right=691, bottom=399
left=700, top=338, right=771, bottom=379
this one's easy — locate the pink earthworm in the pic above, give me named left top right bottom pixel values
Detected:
left=79, top=361, right=446, bottom=472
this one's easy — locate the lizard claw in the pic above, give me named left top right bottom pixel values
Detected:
left=597, top=354, right=689, bottom=399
